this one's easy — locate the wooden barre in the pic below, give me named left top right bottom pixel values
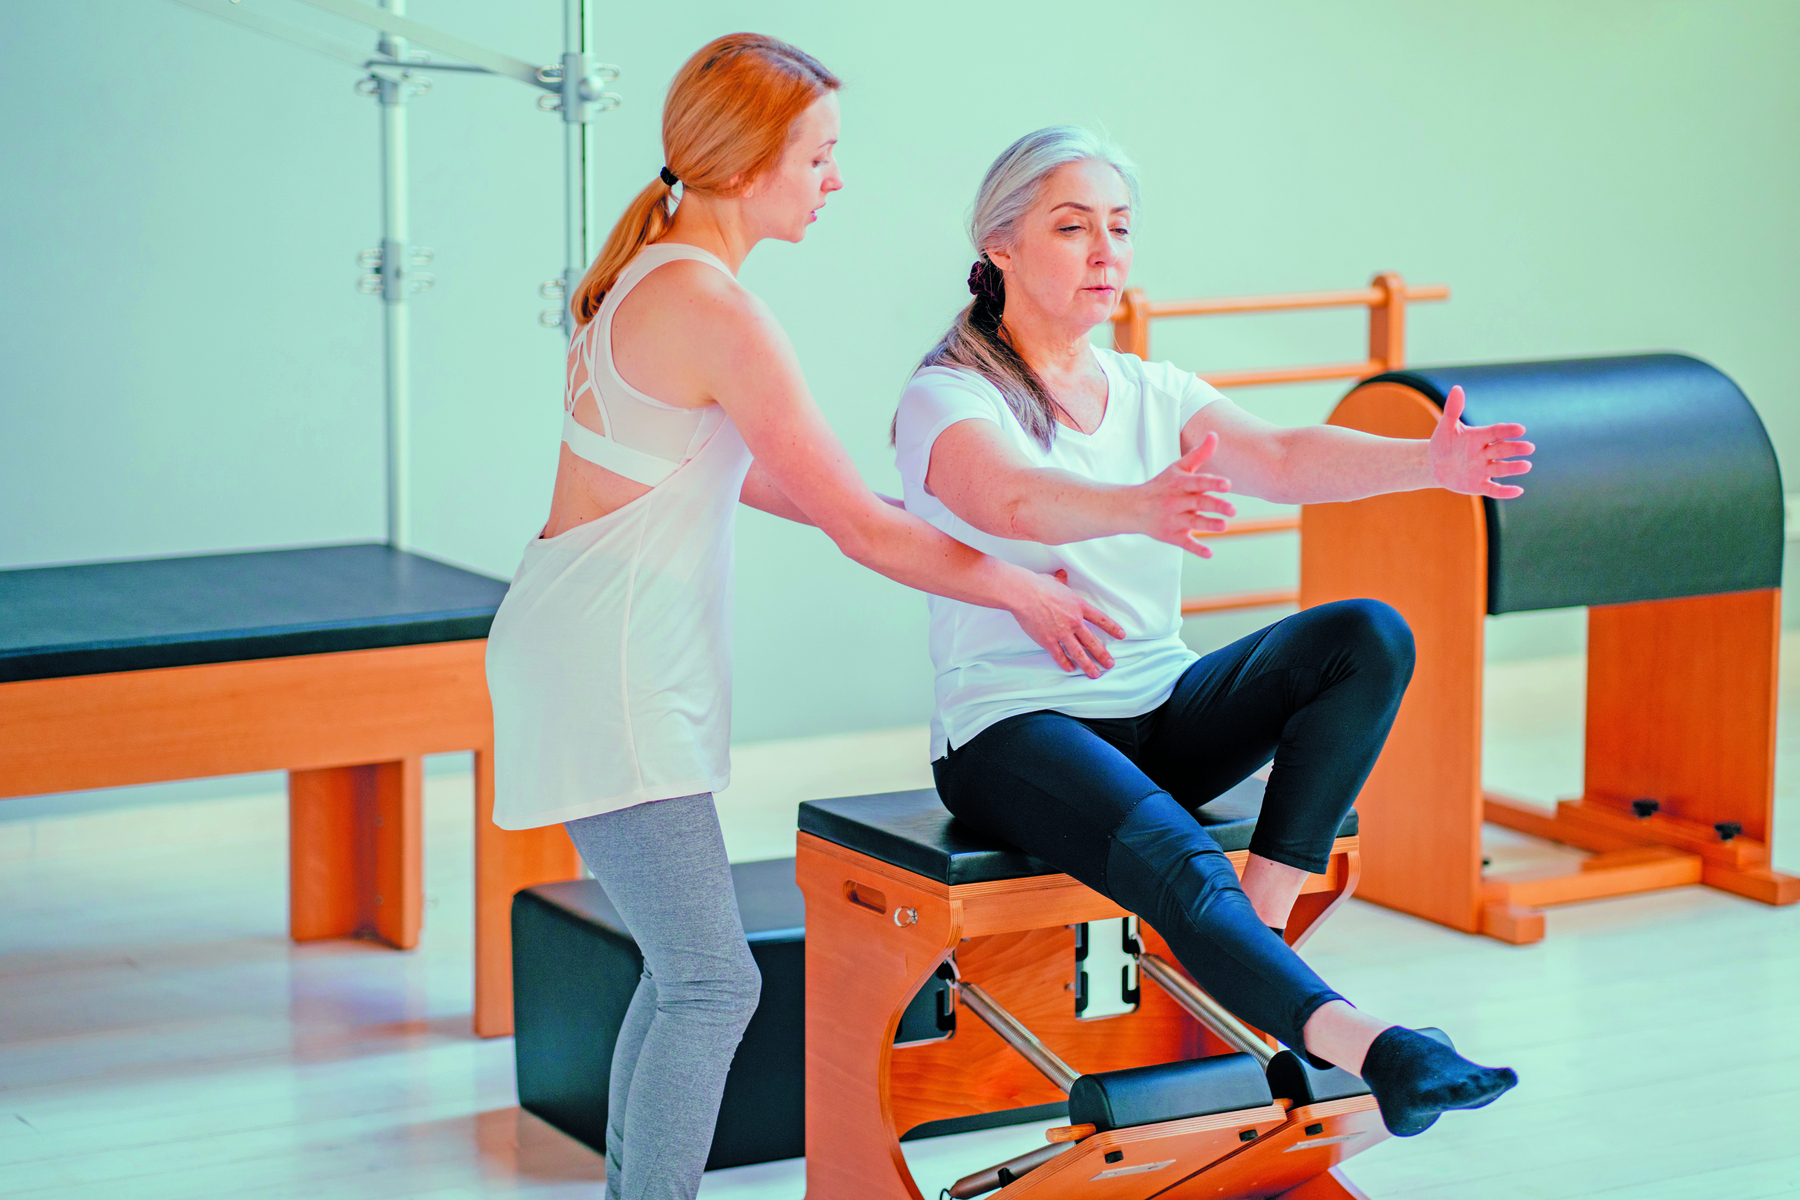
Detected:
left=1195, top=516, right=1300, bottom=539
left=1139, top=282, right=1449, bottom=319
left=1180, top=519, right=1301, bottom=615
left=1123, top=272, right=1446, bottom=619
left=1181, top=588, right=1300, bottom=616
left=1201, top=359, right=1385, bottom=389
left=1111, top=270, right=1449, bottom=384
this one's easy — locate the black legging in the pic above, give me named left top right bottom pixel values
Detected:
left=932, top=599, right=1415, bottom=1058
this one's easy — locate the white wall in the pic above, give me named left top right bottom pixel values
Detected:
left=2, top=0, right=1795, bottom=741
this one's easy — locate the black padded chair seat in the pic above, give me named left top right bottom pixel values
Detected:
left=0, top=542, right=509, bottom=683
left=798, top=776, right=1357, bottom=885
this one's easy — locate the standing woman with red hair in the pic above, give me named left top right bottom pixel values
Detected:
left=485, top=35, right=1121, bottom=1200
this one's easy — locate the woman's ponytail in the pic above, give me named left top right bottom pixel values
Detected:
left=567, top=33, right=839, bottom=327
left=905, top=257, right=1061, bottom=449
left=570, top=176, right=677, bottom=326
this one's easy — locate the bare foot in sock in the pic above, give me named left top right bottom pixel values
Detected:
left=1358, top=1026, right=1517, bottom=1136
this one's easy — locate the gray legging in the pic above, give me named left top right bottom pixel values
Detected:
left=564, top=793, right=761, bottom=1200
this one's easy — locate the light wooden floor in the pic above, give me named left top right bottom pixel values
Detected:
left=4, top=649, right=1799, bottom=1199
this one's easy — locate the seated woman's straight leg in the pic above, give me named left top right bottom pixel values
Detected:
left=937, top=700, right=1516, bottom=1138
left=934, top=712, right=1342, bottom=1057
left=564, top=794, right=762, bottom=1200
left=1138, top=599, right=1416, bottom=927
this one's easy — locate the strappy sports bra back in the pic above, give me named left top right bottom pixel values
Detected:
left=562, top=243, right=732, bottom=485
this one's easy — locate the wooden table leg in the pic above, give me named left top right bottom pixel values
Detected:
left=289, top=756, right=422, bottom=949
left=472, top=741, right=583, bottom=1038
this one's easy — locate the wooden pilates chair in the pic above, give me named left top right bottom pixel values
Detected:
left=798, top=784, right=1385, bottom=1200
left=1301, top=355, right=1798, bottom=943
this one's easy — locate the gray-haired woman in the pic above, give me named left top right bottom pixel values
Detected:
left=892, top=126, right=1528, bottom=1137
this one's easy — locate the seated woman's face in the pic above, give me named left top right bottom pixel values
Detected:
left=989, top=158, right=1134, bottom=335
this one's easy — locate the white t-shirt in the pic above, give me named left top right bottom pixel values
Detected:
left=893, top=348, right=1225, bottom=759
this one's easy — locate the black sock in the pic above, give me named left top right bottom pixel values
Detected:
left=1359, top=1027, right=1517, bottom=1137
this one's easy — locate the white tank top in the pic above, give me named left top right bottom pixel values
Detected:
left=560, top=243, right=729, bottom=482
left=485, top=243, right=754, bottom=829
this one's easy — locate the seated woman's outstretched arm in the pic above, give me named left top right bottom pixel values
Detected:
left=1186, top=384, right=1533, bottom=505
left=926, top=421, right=1239, bottom=553
left=924, top=384, right=1532, bottom=554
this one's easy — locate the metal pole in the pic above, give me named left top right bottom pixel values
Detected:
left=374, top=0, right=411, bottom=549
left=560, top=0, right=590, bottom=339
left=168, top=0, right=611, bottom=549
left=1137, top=954, right=1276, bottom=1067
left=955, top=981, right=1081, bottom=1092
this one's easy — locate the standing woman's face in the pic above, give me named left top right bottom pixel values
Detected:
left=987, top=159, right=1134, bottom=336
left=744, top=91, right=844, bottom=243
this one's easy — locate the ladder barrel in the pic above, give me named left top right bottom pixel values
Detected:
left=1378, top=354, right=1783, bottom=613
left=1302, top=353, right=1793, bottom=942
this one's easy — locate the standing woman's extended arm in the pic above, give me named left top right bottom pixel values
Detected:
left=689, top=268, right=1125, bottom=676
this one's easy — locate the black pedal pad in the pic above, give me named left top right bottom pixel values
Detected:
left=1069, top=1053, right=1273, bottom=1133
left=1264, top=1051, right=1369, bottom=1106
left=1265, top=1026, right=1453, bottom=1105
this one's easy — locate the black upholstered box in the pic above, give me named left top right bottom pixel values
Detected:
left=511, top=845, right=1063, bottom=1169
left=512, top=858, right=807, bottom=1170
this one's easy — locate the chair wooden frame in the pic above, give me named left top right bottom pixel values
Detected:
left=1109, top=272, right=1449, bottom=619
left=0, top=640, right=579, bottom=1036
left=798, top=831, right=1370, bottom=1199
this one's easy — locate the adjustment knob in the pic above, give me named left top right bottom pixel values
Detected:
left=1715, top=821, right=1743, bottom=842
left=1630, top=798, right=1660, bottom=818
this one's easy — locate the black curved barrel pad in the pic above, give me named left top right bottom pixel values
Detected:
left=1367, top=354, right=1783, bottom=613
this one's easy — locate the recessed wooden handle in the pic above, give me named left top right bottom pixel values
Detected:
left=1045, top=1124, right=1096, bottom=1143
left=843, top=880, right=886, bottom=914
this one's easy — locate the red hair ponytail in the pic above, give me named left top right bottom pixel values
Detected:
left=571, top=34, right=839, bottom=325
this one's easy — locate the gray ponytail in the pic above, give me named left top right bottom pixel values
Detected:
left=906, top=126, right=1140, bottom=449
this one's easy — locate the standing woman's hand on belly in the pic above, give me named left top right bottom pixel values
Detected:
left=1012, top=569, right=1123, bottom=677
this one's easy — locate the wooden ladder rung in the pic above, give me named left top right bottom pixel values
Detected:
left=1180, top=588, right=1299, bottom=616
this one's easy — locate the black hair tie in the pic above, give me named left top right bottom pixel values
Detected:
left=967, top=257, right=1004, bottom=333
left=659, top=165, right=679, bottom=187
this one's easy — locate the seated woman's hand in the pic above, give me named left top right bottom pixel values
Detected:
left=1429, top=386, right=1535, bottom=499
left=1134, top=432, right=1238, bottom=557
left=1008, top=569, right=1125, bottom=678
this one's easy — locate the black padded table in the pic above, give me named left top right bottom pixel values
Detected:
left=0, top=542, right=582, bottom=1037
left=0, top=542, right=507, bottom=682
